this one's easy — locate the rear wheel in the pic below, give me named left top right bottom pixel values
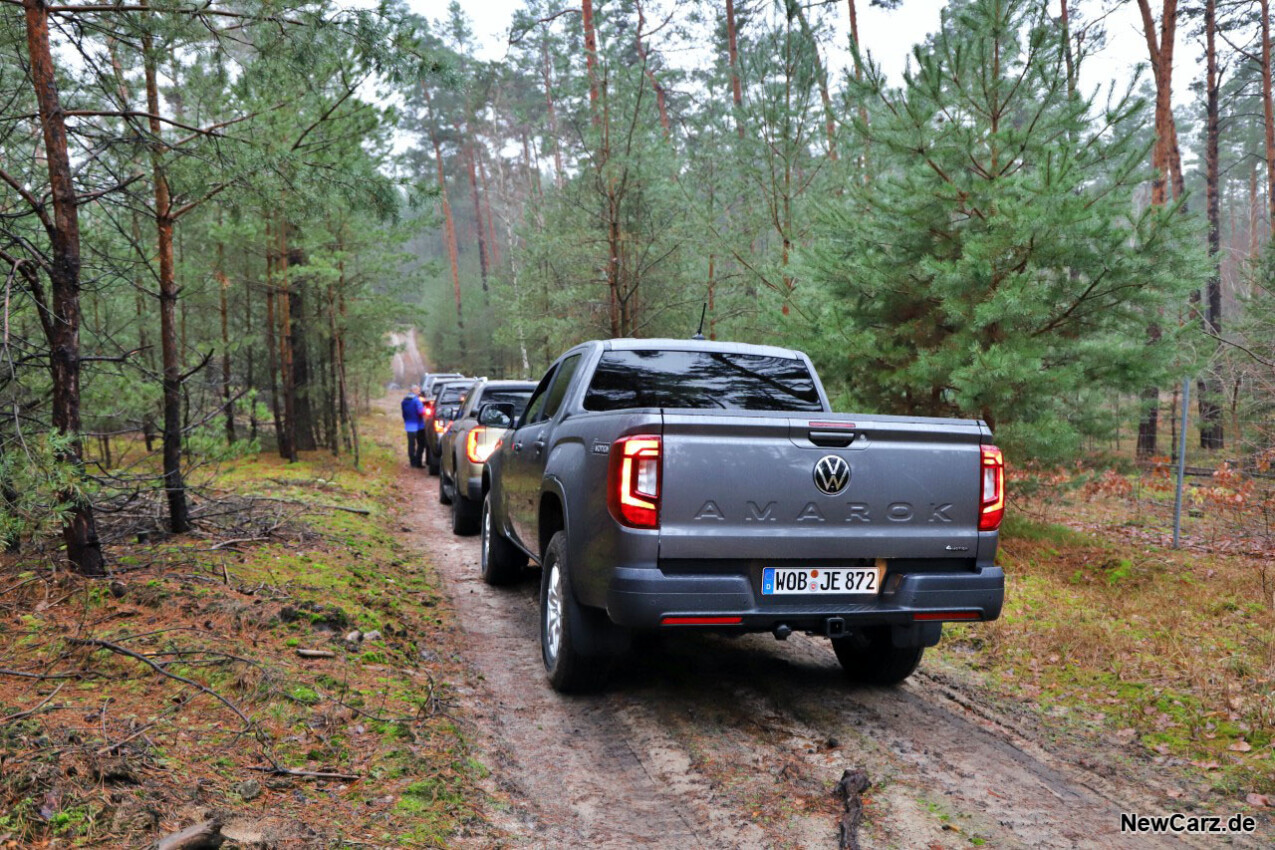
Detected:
left=540, top=531, right=620, bottom=693
left=480, top=493, right=527, bottom=585
left=831, top=628, right=924, bottom=685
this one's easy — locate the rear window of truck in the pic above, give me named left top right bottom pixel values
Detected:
left=583, top=350, right=823, bottom=412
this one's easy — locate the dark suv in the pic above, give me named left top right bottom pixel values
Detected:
left=425, top=379, right=474, bottom=474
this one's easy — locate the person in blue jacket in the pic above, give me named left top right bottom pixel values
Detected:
left=401, top=385, right=427, bottom=468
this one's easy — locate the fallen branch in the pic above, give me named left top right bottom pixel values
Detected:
left=210, top=537, right=270, bottom=551
left=1, top=681, right=66, bottom=724
left=246, top=765, right=360, bottom=781
left=833, top=768, right=871, bottom=850
left=0, top=668, right=88, bottom=681
left=69, top=638, right=252, bottom=726
left=155, top=817, right=224, bottom=850
left=296, top=649, right=336, bottom=659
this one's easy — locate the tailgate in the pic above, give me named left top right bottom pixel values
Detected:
left=658, top=412, right=988, bottom=561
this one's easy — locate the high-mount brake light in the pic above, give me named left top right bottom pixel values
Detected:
left=979, top=444, right=1005, bottom=531
left=607, top=434, right=661, bottom=529
left=466, top=426, right=496, bottom=464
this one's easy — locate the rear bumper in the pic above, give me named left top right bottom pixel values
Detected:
left=605, top=565, right=1004, bottom=630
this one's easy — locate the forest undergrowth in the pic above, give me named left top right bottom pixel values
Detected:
left=0, top=407, right=493, bottom=848
left=3, top=404, right=1275, bottom=847
left=939, top=457, right=1275, bottom=808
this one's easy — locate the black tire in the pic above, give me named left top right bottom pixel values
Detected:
left=831, top=628, right=924, bottom=685
left=438, top=467, right=453, bottom=505
left=452, top=488, right=480, bottom=535
left=480, top=493, right=527, bottom=585
left=539, top=531, right=617, bottom=693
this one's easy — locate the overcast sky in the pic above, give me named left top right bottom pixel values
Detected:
left=406, top=0, right=1205, bottom=110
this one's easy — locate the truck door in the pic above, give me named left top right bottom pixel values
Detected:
left=506, top=354, right=582, bottom=552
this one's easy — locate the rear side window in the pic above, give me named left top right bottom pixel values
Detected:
left=583, top=350, right=822, bottom=412
left=440, top=386, right=469, bottom=404
left=481, top=389, right=534, bottom=418
left=542, top=354, right=583, bottom=420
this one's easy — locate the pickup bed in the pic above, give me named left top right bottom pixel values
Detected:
left=480, top=339, right=1005, bottom=692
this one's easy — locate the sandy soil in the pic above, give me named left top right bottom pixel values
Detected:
left=394, top=459, right=1259, bottom=849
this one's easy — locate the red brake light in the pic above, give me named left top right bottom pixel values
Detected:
left=979, top=445, right=1004, bottom=531
left=608, top=434, right=661, bottom=529
left=424, top=401, right=434, bottom=417
left=466, top=426, right=496, bottom=464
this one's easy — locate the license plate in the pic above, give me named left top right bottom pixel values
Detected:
left=762, top=566, right=881, bottom=595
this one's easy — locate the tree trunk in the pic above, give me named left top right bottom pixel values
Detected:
left=289, top=261, right=316, bottom=452
left=217, top=237, right=235, bottom=446
left=336, top=285, right=359, bottom=467
left=581, top=0, right=601, bottom=119
left=264, top=227, right=283, bottom=454
left=1060, top=0, right=1075, bottom=99
left=607, top=197, right=622, bottom=337
left=245, top=270, right=257, bottom=443
left=707, top=253, right=717, bottom=340
left=478, top=154, right=501, bottom=270
left=142, top=22, right=189, bottom=534
left=788, top=0, right=837, bottom=160
left=1200, top=0, right=1224, bottom=449
left=424, top=85, right=466, bottom=362
left=133, top=214, right=156, bottom=453
left=725, top=0, right=745, bottom=140
left=464, top=138, right=490, bottom=294
left=635, top=3, right=671, bottom=137
left=276, top=216, right=297, bottom=461
left=1264, top=0, right=1275, bottom=230
left=1134, top=0, right=1182, bottom=458
left=541, top=39, right=565, bottom=188
left=22, top=0, right=105, bottom=575
left=326, top=280, right=340, bottom=456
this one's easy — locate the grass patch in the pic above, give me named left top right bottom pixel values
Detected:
left=0, top=401, right=494, bottom=846
left=939, top=483, right=1275, bottom=800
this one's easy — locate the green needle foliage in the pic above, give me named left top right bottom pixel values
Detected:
left=804, top=0, right=1206, bottom=463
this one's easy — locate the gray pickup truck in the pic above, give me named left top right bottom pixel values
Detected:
left=480, top=339, right=1005, bottom=692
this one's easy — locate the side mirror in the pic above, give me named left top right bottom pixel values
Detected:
left=477, top=403, right=515, bottom=428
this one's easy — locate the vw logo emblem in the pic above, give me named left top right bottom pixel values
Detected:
left=813, top=455, right=850, bottom=495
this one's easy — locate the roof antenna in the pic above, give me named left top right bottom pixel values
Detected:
left=692, top=303, right=707, bottom=341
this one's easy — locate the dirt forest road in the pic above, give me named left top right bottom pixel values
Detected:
left=394, top=461, right=1256, bottom=849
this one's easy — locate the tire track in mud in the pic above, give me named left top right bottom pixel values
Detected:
left=400, top=472, right=764, bottom=849
left=397, top=461, right=1261, bottom=849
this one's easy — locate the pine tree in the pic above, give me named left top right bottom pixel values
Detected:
left=805, top=0, right=1205, bottom=463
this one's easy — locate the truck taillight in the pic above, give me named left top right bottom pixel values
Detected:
left=979, top=445, right=1005, bottom=531
left=466, top=427, right=496, bottom=464
left=608, top=434, right=661, bottom=529
left=423, top=401, right=434, bottom=417
left=434, top=419, right=447, bottom=435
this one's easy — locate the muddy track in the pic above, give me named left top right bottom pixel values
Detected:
left=395, top=463, right=1256, bottom=849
